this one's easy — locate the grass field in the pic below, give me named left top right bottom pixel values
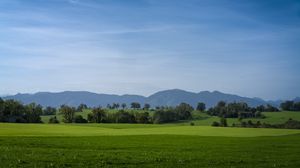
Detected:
left=1, top=123, right=300, bottom=137
left=2, top=111, right=300, bottom=167
left=0, top=123, right=300, bottom=167
left=1, top=135, right=300, bottom=168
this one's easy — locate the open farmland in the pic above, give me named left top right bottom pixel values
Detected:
left=0, top=123, right=300, bottom=167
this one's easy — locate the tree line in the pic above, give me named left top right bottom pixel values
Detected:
left=211, top=117, right=300, bottom=129
left=0, top=98, right=43, bottom=123
left=2, top=96, right=299, bottom=124
left=57, top=102, right=194, bottom=124
left=280, top=101, right=300, bottom=111
left=206, top=101, right=279, bottom=119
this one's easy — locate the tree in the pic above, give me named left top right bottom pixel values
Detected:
left=43, top=106, right=57, bottom=115
left=153, top=109, right=178, bottom=124
left=88, top=107, right=107, bottom=123
left=294, top=102, right=300, bottom=111
left=256, top=105, right=265, bottom=112
left=143, top=103, right=150, bottom=110
left=112, top=103, right=120, bottom=109
left=131, top=102, right=141, bottom=109
left=211, top=121, right=220, bottom=127
left=136, top=112, right=150, bottom=123
left=217, top=101, right=226, bottom=108
left=74, top=115, right=88, bottom=123
left=0, top=99, right=44, bottom=123
left=77, top=104, right=88, bottom=112
left=2, top=99, right=25, bottom=121
left=175, top=103, right=193, bottom=120
left=59, top=105, right=76, bottom=123
left=0, top=98, right=4, bottom=121
left=196, top=102, right=206, bottom=111
left=216, top=101, right=227, bottom=117
left=254, top=111, right=264, bottom=118
left=49, top=116, right=59, bottom=124
left=106, top=104, right=112, bottom=109
left=24, top=103, right=43, bottom=123
left=114, top=110, right=136, bottom=123
left=121, top=103, right=126, bottom=109
left=280, top=101, right=300, bottom=111
left=207, top=101, right=261, bottom=119
left=265, top=104, right=279, bottom=112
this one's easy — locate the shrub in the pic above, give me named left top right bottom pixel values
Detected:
left=74, top=115, right=87, bottom=123
left=283, top=119, right=300, bottom=129
left=220, top=117, right=228, bottom=127
left=190, top=122, right=195, bottom=126
left=115, top=110, right=136, bottom=123
left=49, top=116, right=59, bottom=124
left=211, top=121, right=220, bottom=127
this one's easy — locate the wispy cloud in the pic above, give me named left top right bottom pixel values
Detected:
left=0, top=0, right=299, bottom=99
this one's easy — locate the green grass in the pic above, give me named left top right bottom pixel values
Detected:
left=13, top=111, right=300, bottom=167
left=1, top=123, right=300, bottom=137
left=1, top=135, right=300, bottom=168
left=0, top=123, right=300, bottom=167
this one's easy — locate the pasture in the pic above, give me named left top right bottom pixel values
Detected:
left=1, top=111, right=300, bottom=167
left=0, top=123, right=300, bottom=167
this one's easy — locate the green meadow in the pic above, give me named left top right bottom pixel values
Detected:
left=1, top=111, right=300, bottom=167
left=0, top=124, right=300, bottom=167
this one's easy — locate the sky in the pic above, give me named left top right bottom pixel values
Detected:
left=0, top=0, right=299, bottom=100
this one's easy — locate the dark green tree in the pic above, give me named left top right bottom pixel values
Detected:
left=121, top=103, right=127, bottom=109
left=143, top=103, right=150, bottom=110
left=24, top=103, right=43, bottom=123
left=220, top=117, right=228, bottom=127
left=153, top=109, right=178, bottom=124
left=88, top=107, right=107, bottom=123
left=131, top=102, right=141, bottom=109
left=59, top=105, right=76, bottom=123
left=136, top=112, right=150, bottom=123
left=112, top=103, right=120, bottom=109
left=196, top=102, right=206, bottom=111
left=114, top=110, right=136, bottom=123
left=43, top=106, right=57, bottom=115
left=74, top=115, right=88, bottom=123
left=77, top=104, right=88, bottom=112
left=175, top=103, right=193, bottom=120
left=49, top=116, right=59, bottom=124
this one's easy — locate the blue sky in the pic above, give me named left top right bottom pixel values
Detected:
left=0, top=0, right=299, bottom=100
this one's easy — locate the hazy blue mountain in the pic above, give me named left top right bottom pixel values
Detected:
left=2, top=89, right=295, bottom=108
left=147, top=89, right=199, bottom=107
left=294, top=97, right=300, bottom=102
left=3, top=91, right=146, bottom=108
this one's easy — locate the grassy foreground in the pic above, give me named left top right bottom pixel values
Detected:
left=1, top=135, right=300, bottom=168
left=0, top=123, right=300, bottom=167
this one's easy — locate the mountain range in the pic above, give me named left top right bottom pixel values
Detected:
left=2, top=89, right=299, bottom=108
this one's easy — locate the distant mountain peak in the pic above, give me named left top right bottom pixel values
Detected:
left=294, top=97, right=300, bottom=102
left=2, top=89, right=295, bottom=108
